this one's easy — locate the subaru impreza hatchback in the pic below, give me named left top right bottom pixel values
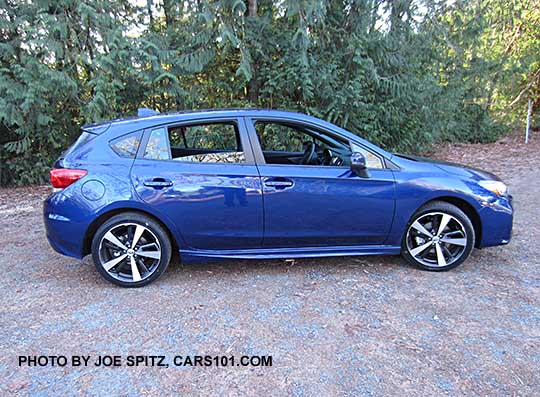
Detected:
left=44, top=109, right=513, bottom=287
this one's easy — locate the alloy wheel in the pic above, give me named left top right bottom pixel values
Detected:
left=406, top=211, right=468, bottom=268
left=98, top=222, right=162, bottom=283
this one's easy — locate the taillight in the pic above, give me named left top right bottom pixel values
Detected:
left=50, top=168, right=88, bottom=189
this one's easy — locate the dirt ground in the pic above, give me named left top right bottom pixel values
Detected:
left=1, top=131, right=539, bottom=395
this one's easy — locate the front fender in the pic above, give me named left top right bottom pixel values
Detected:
left=385, top=173, right=485, bottom=246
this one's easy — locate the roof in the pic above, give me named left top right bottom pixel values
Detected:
left=82, top=108, right=316, bottom=134
left=81, top=108, right=393, bottom=159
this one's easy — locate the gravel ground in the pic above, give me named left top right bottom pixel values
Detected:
left=1, top=132, right=539, bottom=395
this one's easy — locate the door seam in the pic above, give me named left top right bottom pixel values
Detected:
left=242, top=116, right=266, bottom=247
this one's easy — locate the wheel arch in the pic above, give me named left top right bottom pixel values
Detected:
left=82, top=206, right=181, bottom=257
left=419, top=196, right=482, bottom=247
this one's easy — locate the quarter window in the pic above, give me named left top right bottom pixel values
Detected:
left=110, top=131, right=142, bottom=158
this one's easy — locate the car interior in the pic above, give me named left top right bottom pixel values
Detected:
left=169, top=123, right=245, bottom=163
left=142, top=120, right=382, bottom=168
left=143, top=123, right=245, bottom=163
left=254, top=121, right=352, bottom=166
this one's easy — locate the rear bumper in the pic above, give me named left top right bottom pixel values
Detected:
left=477, top=195, right=513, bottom=248
left=43, top=192, right=88, bottom=259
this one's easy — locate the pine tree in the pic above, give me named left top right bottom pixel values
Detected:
left=0, top=0, right=537, bottom=185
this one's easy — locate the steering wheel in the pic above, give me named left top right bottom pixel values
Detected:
left=301, top=142, right=316, bottom=165
left=322, top=148, right=333, bottom=165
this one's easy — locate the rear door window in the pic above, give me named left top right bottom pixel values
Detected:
left=143, top=121, right=245, bottom=164
left=144, top=128, right=170, bottom=160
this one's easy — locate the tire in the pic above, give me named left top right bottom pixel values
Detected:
left=401, top=201, right=475, bottom=271
left=91, top=212, right=172, bottom=287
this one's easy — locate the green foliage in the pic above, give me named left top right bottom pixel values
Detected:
left=0, top=0, right=537, bottom=185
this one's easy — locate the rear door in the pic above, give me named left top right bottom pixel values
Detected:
left=130, top=117, right=263, bottom=250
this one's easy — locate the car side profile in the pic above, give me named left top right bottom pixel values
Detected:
left=44, top=109, right=513, bottom=287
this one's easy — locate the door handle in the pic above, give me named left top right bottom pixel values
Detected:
left=264, top=178, right=294, bottom=189
left=143, top=178, right=173, bottom=188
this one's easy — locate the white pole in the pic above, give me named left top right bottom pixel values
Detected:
left=525, top=98, right=532, bottom=144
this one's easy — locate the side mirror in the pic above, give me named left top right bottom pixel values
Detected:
left=350, top=152, right=370, bottom=178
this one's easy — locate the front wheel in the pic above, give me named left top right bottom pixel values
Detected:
left=401, top=201, right=475, bottom=271
left=91, top=212, right=172, bottom=287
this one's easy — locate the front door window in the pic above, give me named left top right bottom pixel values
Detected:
left=254, top=121, right=383, bottom=168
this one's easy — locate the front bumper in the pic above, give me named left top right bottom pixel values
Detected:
left=477, top=194, right=513, bottom=248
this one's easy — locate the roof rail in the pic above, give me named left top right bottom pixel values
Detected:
left=138, top=108, right=159, bottom=117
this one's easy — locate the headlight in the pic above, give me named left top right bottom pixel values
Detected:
left=478, top=180, right=508, bottom=196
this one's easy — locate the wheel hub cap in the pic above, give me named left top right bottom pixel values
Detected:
left=406, top=211, right=468, bottom=268
left=98, top=222, right=162, bottom=283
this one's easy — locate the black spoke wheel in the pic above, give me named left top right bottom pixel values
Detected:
left=91, top=212, right=172, bottom=287
left=402, top=201, right=475, bottom=271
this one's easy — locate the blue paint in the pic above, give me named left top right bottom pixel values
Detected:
left=43, top=109, right=513, bottom=266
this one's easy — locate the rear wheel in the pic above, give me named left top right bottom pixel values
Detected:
left=91, top=212, right=172, bottom=287
left=401, top=201, right=475, bottom=271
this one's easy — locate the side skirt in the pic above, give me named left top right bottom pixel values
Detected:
left=179, top=245, right=401, bottom=263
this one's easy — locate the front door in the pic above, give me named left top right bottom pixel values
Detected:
left=245, top=118, right=396, bottom=247
left=131, top=118, right=263, bottom=250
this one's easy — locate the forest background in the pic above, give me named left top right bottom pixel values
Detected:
left=0, top=0, right=538, bottom=185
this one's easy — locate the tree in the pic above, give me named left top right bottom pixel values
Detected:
left=0, top=0, right=537, bottom=186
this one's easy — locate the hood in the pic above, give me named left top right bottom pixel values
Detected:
left=394, top=153, right=501, bottom=181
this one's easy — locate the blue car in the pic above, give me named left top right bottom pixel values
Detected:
left=44, top=109, right=513, bottom=287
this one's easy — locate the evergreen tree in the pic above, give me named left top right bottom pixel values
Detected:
left=0, top=0, right=537, bottom=185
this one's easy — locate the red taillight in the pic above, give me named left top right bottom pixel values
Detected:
left=50, top=168, right=88, bottom=189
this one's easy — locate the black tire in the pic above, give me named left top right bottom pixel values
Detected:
left=91, top=212, right=172, bottom=287
left=401, top=201, right=475, bottom=271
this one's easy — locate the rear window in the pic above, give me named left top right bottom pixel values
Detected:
left=63, top=131, right=97, bottom=157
